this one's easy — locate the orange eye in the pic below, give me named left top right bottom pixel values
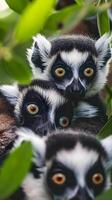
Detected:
left=55, top=67, right=65, bottom=77
left=92, top=173, right=104, bottom=185
left=52, top=173, right=66, bottom=185
left=84, top=67, right=94, bottom=77
left=59, top=117, right=69, bottom=128
left=27, top=104, right=39, bottom=115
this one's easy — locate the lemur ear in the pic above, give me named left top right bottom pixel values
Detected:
left=0, top=85, right=19, bottom=106
left=108, top=8, right=112, bottom=21
left=15, top=128, right=46, bottom=167
left=95, top=33, right=111, bottom=67
left=101, top=135, right=112, bottom=169
left=27, top=34, right=51, bottom=75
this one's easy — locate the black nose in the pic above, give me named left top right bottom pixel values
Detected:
left=66, top=79, right=86, bottom=99
left=35, top=122, right=54, bottom=136
left=70, top=188, right=93, bottom=200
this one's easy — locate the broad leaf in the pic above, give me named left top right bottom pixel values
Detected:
left=0, top=11, right=18, bottom=41
left=14, top=0, right=55, bottom=43
left=98, top=116, right=112, bottom=139
left=0, top=55, right=32, bottom=84
left=5, top=0, right=29, bottom=14
left=75, top=0, right=84, bottom=5
left=96, top=188, right=112, bottom=200
left=44, top=4, right=92, bottom=35
left=97, top=9, right=110, bottom=35
left=0, top=142, right=32, bottom=200
left=0, top=62, right=13, bottom=84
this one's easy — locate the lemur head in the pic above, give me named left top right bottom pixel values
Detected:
left=0, top=80, right=74, bottom=136
left=15, top=129, right=112, bottom=200
left=27, top=34, right=111, bottom=99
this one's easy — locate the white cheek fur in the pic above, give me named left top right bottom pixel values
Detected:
left=22, top=173, right=51, bottom=200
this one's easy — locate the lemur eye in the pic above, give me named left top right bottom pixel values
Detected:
left=59, top=117, right=69, bottom=128
left=52, top=173, right=66, bottom=185
left=92, top=173, right=104, bottom=185
left=55, top=67, right=65, bottom=77
left=27, top=104, right=39, bottom=115
left=84, top=67, right=94, bottom=77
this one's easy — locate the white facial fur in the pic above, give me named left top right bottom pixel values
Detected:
left=85, top=61, right=110, bottom=98
left=0, top=84, right=19, bottom=105
left=11, top=129, right=112, bottom=200
left=14, top=85, right=66, bottom=124
left=23, top=173, right=51, bottom=200
left=86, top=34, right=111, bottom=97
left=59, top=50, right=88, bottom=89
left=13, top=128, right=46, bottom=167
left=57, top=143, right=99, bottom=187
left=27, top=34, right=111, bottom=97
left=101, top=135, right=112, bottom=169
left=21, top=137, right=110, bottom=200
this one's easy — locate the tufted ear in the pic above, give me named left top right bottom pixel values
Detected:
left=108, top=8, right=112, bottom=21
left=101, top=135, right=112, bottom=169
left=0, top=84, right=19, bottom=106
left=15, top=128, right=46, bottom=167
left=27, top=34, right=51, bottom=77
left=95, top=33, right=111, bottom=68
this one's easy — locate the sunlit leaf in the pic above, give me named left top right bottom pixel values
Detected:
left=0, top=55, right=32, bottom=84
left=5, top=0, right=29, bottom=14
left=0, top=142, right=32, bottom=200
left=0, top=11, right=18, bottom=41
left=98, top=116, right=112, bottom=139
left=44, top=4, right=93, bottom=35
left=14, top=0, right=55, bottom=43
left=97, top=9, right=110, bottom=35
left=75, top=0, right=84, bottom=5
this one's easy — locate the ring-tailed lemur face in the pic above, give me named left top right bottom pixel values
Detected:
left=0, top=81, right=74, bottom=136
left=27, top=34, right=111, bottom=99
left=11, top=129, right=112, bottom=200
left=45, top=133, right=108, bottom=200
left=15, top=81, right=74, bottom=135
left=0, top=80, right=107, bottom=136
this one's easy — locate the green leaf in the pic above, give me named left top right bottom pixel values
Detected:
left=14, top=0, right=55, bottom=43
left=75, top=0, right=84, bottom=5
left=96, top=188, right=112, bottom=200
left=98, top=116, right=112, bottom=139
left=0, top=63, right=13, bottom=84
left=5, top=0, right=29, bottom=14
left=0, top=142, right=32, bottom=200
left=44, top=4, right=92, bottom=35
left=0, top=11, right=18, bottom=41
left=0, top=55, right=32, bottom=84
left=44, top=1, right=112, bottom=36
left=97, top=9, right=110, bottom=36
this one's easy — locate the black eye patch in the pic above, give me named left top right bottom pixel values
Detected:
left=46, top=160, right=76, bottom=195
left=54, top=101, right=74, bottom=128
left=18, top=90, right=49, bottom=129
left=86, top=158, right=106, bottom=196
left=79, top=56, right=97, bottom=83
left=50, top=55, right=73, bottom=82
left=22, top=90, right=49, bottom=115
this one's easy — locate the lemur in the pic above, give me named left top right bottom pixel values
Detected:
left=27, top=34, right=111, bottom=100
left=27, top=34, right=112, bottom=132
left=0, top=78, right=108, bottom=136
left=4, top=128, right=112, bottom=200
left=0, top=80, right=74, bottom=136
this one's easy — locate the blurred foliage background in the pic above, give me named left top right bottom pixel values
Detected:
left=0, top=0, right=112, bottom=199
left=0, top=0, right=111, bottom=84
left=0, top=0, right=112, bottom=111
